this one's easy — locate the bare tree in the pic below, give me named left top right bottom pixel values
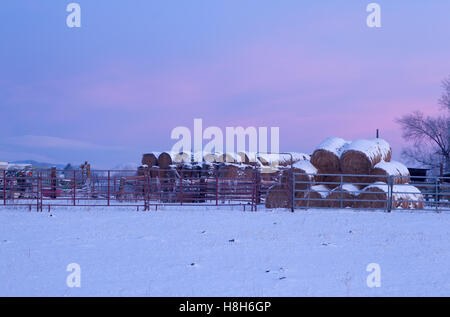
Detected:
left=439, top=75, right=450, bottom=110
left=397, top=76, right=450, bottom=170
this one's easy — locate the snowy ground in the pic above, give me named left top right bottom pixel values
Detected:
left=0, top=205, right=449, bottom=296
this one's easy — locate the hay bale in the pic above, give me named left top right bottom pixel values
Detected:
left=216, top=153, right=237, bottom=163
left=357, top=183, right=388, bottom=209
left=340, top=139, right=392, bottom=181
left=203, top=152, right=219, bottom=164
left=286, top=160, right=318, bottom=191
left=327, top=184, right=361, bottom=208
left=158, top=152, right=173, bottom=169
left=218, top=164, right=240, bottom=179
left=392, top=184, right=424, bottom=209
left=301, top=185, right=330, bottom=208
left=173, top=152, right=191, bottom=164
left=310, top=137, right=350, bottom=189
left=370, top=160, right=410, bottom=184
left=237, top=152, right=259, bottom=165
left=357, top=182, right=424, bottom=209
left=311, top=137, right=349, bottom=173
left=265, top=184, right=291, bottom=209
left=278, top=153, right=311, bottom=167
left=142, top=152, right=160, bottom=168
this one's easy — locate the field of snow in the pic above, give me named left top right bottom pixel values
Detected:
left=1, top=206, right=449, bottom=296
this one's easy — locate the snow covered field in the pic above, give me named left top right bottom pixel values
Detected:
left=1, top=206, right=449, bottom=297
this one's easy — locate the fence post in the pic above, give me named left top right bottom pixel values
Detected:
left=215, top=171, right=219, bottom=206
left=339, top=175, right=343, bottom=209
left=291, top=170, right=295, bottom=212
left=435, top=177, right=439, bottom=212
left=73, top=170, right=76, bottom=206
left=107, top=170, right=110, bottom=207
left=180, top=171, right=183, bottom=206
left=387, top=175, right=393, bottom=212
left=3, top=170, right=6, bottom=205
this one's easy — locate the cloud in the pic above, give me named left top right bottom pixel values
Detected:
left=2, top=135, right=123, bottom=151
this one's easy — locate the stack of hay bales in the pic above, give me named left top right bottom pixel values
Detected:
left=265, top=137, right=423, bottom=210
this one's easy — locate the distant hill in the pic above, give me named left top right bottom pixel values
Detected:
left=10, top=160, right=67, bottom=169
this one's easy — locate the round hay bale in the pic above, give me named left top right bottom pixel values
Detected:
left=237, top=152, right=258, bottom=165
left=357, top=182, right=389, bottom=209
left=173, top=152, right=191, bottom=164
left=303, top=185, right=330, bottom=208
left=310, top=137, right=349, bottom=189
left=327, top=184, right=360, bottom=208
left=370, top=160, right=410, bottom=184
left=218, top=164, right=240, bottom=178
left=142, top=153, right=159, bottom=168
left=278, top=152, right=310, bottom=167
left=340, top=139, right=392, bottom=181
left=217, top=153, right=236, bottom=163
left=392, top=184, right=424, bottom=209
left=203, top=153, right=218, bottom=164
left=282, top=160, right=318, bottom=191
left=311, top=137, right=349, bottom=174
left=158, top=152, right=173, bottom=169
left=265, top=184, right=291, bottom=209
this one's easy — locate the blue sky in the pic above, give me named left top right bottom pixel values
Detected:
left=1, top=1, right=450, bottom=168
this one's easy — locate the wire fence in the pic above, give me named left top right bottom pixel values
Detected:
left=0, top=168, right=448, bottom=212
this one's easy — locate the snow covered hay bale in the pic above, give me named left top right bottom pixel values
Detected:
left=142, top=152, right=160, bottom=168
left=296, top=185, right=331, bottom=208
left=357, top=182, right=389, bottom=209
left=158, top=152, right=173, bottom=169
left=370, top=160, right=410, bottom=184
left=310, top=137, right=349, bottom=188
left=173, top=151, right=191, bottom=165
left=216, top=153, right=237, bottom=164
left=392, top=184, right=424, bottom=209
left=279, top=152, right=311, bottom=167
left=340, top=138, right=392, bottom=183
left=265, top=184, right=291, bottom=209
left=326, top=184, right=361, bottom=208
left=357, top=182, right=423, bottom=209
left=284, top=160, right=318, bottom=191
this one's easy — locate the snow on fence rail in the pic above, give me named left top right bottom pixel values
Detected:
left=0, top=169, right=449, bottom=212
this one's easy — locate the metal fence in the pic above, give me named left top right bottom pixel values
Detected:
left=292, top=173, right=449, bottom=212
left=1, top=168, right=449, bottom=212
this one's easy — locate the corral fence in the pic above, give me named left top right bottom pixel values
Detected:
left=0, top=168, right=448, bottom=212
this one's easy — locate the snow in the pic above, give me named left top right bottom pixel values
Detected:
left=333, top=184, right=360, bottom=196
left=1, top=206, right=449, bottom=296
left=314, top=137, right=350, bottom=156
left=363, top=182, right=423, bottom=202
left=285, top=152, right=310, bottom=162
left=374, top=160, right=410, bottom=176
left=310, top=185, right=330, bottom=198
left=292, top=160, right=318, bottom=175
left=342, top=138, right=391, bottom=162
